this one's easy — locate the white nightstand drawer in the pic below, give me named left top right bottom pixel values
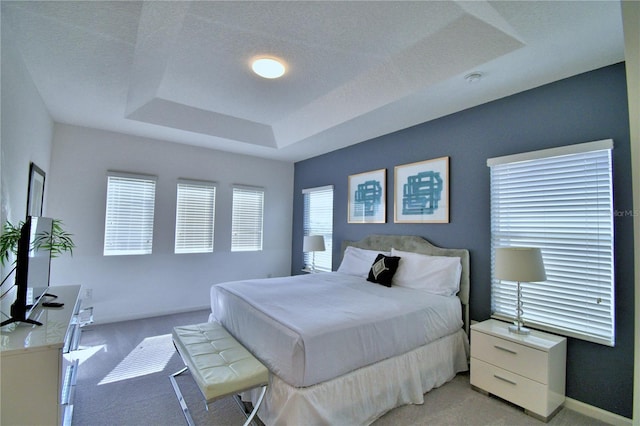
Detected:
left=471, top=358, right=551, bottom=417
left=471, top=330, right=548, bottom=383
left=470, top=320, right=566, bottom=421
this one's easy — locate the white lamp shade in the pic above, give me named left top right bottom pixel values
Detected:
left=495, top=247, right=546, bottom=282
left=303, top=235, right=325, bottom=252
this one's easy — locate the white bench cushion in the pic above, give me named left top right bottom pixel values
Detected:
left=172, top=322, right=268, bottom=401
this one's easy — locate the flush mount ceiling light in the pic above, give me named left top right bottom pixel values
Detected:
left=464, top=72, right=483, bottom=83
left=252, top=58, right=286, bottom=79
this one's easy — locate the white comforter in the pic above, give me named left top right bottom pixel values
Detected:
left=210, top=272, right=462, bottom=387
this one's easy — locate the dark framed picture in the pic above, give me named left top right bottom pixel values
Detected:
left=394, top=156, right=449, bottom=223
left=27, top=162, right=45, bottom=217
left=348, top=168, right=386, bottom=223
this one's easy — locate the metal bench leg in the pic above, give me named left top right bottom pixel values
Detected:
left=242, top=385, right=267, bottom=426
left=171, top=364, right=266, bottom=426
left=170, top=367, right=196, bottom=426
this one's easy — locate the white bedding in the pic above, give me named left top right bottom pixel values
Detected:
left=244, top=328, right=469, bottom=425
left=210, top=271, right=463, bottom=387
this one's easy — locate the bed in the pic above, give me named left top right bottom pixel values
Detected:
left=209, top=234, right=470, bottom=425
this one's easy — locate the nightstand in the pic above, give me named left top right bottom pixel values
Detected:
left=470, top=319, right=567, bottom=422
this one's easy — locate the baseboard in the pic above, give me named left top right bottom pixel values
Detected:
left=564, top=397, right=632, bottom=426
left=95, top=305, right=211, bottom=325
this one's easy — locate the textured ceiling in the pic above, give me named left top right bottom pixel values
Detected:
left=1, top=1, right=625, bottom=162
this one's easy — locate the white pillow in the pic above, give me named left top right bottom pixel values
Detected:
left=390, top=248, right=462, bottom=296
left=337, top=246, right=390, bottom=277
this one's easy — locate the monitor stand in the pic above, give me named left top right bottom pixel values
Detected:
left=1, top=303, right=43, bottom=327
left=1, top=317, right=43, bottom=327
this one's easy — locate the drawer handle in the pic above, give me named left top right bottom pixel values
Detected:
left=494, top=374, right=517, bottom=386
left=494, top=345, right=517, bottom=355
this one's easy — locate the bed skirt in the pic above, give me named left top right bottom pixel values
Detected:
left=241, top=328, right=469, bottom=426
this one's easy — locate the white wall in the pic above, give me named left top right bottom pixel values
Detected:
left=47, top=124, right=294, bottom=323
left=621, top=1, right=640, bottom=422
left=0, top=26, right=54, bottom=232
left=0, top=25, right=53, bottom=284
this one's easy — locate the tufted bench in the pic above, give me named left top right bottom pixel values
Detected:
left=169, top=322, right=269, bottom=426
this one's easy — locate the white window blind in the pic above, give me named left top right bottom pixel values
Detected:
left=231, top=186, right=264, bottom=252
left=303, top=185, right=334, bottom=272
left=488, top=139, right=615, bottom=346
left=175, top=180, right=216, bottom=254
left=104, top=172, right=156, bottom=256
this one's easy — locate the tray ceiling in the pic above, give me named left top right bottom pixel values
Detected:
left=1, top=1, right=625, bottom=161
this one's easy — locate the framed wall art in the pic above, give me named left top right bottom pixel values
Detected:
left=394, top=156, right=449, bottom=223
left=26, top=162, right=46, bottom=217
left=348, top=168, right=386, bottom=223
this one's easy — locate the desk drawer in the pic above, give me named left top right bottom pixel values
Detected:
left=471, top=358, right=550, bottom=417
left=471, top=330, right=548, bottom=383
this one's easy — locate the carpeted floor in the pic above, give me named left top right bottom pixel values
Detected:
left=71, top=309, right=609, bottom=426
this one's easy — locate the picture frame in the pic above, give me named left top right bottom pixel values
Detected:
left=26, top=162, right=46, bottom=217
left=348, top=168, right=386, bottom=223
left=394, top=156, right=449, bottom=223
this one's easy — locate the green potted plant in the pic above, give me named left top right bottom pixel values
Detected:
left=0, top=219, right=75, bottom=267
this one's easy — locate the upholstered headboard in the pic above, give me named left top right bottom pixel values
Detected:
left=341, top=234, right=471, bottom=334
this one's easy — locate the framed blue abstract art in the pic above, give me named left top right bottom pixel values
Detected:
left=394, top=156, right=449, bottom=223
left=348, top=168, right=386, bottom=223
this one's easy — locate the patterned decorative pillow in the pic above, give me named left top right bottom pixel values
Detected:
left=367, top=254, right=401, bottom=287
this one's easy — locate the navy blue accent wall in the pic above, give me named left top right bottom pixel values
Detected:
left=292, top=63, right=634, bottom=418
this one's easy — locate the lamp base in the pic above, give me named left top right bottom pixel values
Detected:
left=508, top=324, right=531, bottom=335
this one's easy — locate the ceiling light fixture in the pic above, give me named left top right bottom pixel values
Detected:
left=464, top=72, right=483, bottom=83
left=252, top=58, right=286, bottom=79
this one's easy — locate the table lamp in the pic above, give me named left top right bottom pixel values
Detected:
left=495, top=247, right=546, bottom=335
left=303, top=235, right=325, bottom=272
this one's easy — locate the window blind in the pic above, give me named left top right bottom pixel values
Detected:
left=104, top=173, right=157, bottom=256
left=303, top=185, right=334, bottom=272
left=175, top=180, right=216, bottom=254
left=488, top=140, right=615, bottom=346
left=231, top=186, right=264, bottom=252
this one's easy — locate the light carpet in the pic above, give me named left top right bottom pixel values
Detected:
left=72, top=309, right=609, bottom=426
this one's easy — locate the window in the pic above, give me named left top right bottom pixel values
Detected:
left=303, top=185, right=334, bottom=272
left=104, top=172, right=157, bottom=256
left=175, top=180, right=216, bottom=254
left=231, top=186, right=264, bottom=251
left=488, top=139, right=615, bottom=346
